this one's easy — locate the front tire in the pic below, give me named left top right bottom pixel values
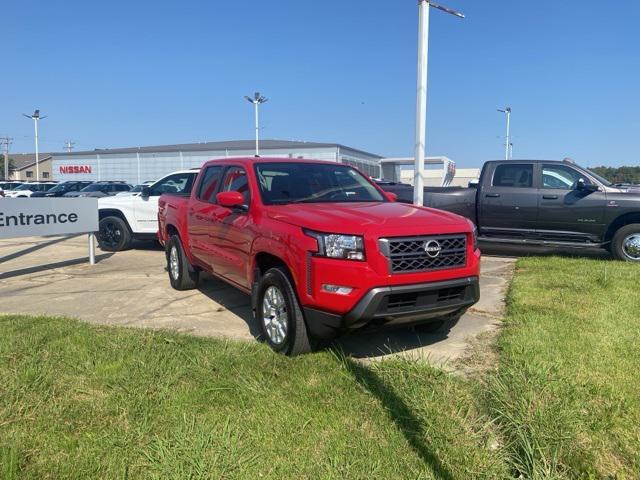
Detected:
left=97, top=216, right=132, bottom=252
left=256, top=267, right=312, bottom=356
left=165, top=235, right=199, bottom=290
left=611, top=224, right=640, bottom=262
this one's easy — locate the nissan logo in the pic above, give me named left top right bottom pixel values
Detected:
left=424, top=240, right=442, bottom=258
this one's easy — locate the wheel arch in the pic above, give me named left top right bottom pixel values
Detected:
left=98, top=209, right=133, bottom=232
left=604, top=212, right=640, bottom=243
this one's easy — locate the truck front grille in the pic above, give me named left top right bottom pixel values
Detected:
left=379, top=235, right=467, bottom=274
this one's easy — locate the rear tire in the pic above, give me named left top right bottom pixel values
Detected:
left=97, top=216, right=132, bottom=252
left=414, top=309, right=466, bottom=334
left=256, top=267, right=312, bottom=356
left=166, top=235, right=200, bottom=290
left=611, top=224, right=640, bottom=262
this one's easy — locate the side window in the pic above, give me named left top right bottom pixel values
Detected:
left=196, top=166, right=224, bottom=203
left=542, top=165, right=583, bottom=190
left=221, top=167, right=250, bottom=205
left=492, top=164, right=534, bottom=188
left=149, top=173, right=196, bottom=196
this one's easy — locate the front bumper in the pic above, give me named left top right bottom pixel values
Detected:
left=303, top=276, right=479, bottom=339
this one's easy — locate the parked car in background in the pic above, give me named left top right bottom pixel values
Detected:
left=381, top=159, right=640, bottom=262
left=114, top=181, right=155, bottom=197
left=157, top=157, right=480, bottom=356
left=65, top=181, right=132, bottom=198
left=0, top=182, right=24, bottom=197
left=96, top=169, right=199, bottom=251
left=31, top=181, right=94, bottom=197
left=3, top=182, right=58, bottom=198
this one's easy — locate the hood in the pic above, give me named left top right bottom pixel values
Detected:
left=266, top=201, right=471, bottom=236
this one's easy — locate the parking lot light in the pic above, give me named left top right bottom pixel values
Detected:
left=414, top=1, right=464, bottom=206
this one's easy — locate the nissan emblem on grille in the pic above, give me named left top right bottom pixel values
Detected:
left=424, top=240, right=442, bottom=258
left=379, top=235, right=467, bottom=274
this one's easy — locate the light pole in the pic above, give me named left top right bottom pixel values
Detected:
left=414, top=1, right=464, bottom=206
left=23, top=109, right=47, bottom=180
left=497, top=107, right=512, bottom=160
left=245, top=92, right=268, bottom=157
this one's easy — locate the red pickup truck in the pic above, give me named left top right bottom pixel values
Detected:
left=158, top=157, right=480, bottom=355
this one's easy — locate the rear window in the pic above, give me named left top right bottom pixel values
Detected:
left=492, top=164, right=534, bottom=188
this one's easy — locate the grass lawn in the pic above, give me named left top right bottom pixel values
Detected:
left=1, top=256, right=639, bottom=479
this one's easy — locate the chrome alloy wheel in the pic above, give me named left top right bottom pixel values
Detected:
left=622, top=234, right=640, bottom=261
left=262, top=286, right=288, bottom=345
left=169, top=246, right=180, bottom=280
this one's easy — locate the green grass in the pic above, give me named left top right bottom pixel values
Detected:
left=1, top=256, right=639, bottom=479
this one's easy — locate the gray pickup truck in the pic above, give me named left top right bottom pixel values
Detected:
left=381, top=159, right=640, bottom=262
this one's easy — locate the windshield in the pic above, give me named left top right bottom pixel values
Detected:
left=255, top=163, right=385, bottom=205
left=48, top=182, right=79, bottom=192
left=584, top=168, right=612, bottom=187
left=14, top=184, right=34, bottom=191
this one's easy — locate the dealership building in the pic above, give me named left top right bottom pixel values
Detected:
left=51, top=140, right=384, bottom=185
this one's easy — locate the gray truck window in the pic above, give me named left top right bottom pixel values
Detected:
left=197, top=166, right=224, bottom=203
left=542, top=165, right=582, bottom=190
left=492, top=164, right=533, bottom=188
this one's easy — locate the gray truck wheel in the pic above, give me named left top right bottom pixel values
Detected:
left=256, top=267, right=312, bottom=356
left=166, top=235, right=199, bottom=290
left=611, top=224, right=640, bottom=262
left=98, top=216, right=132, bottom=252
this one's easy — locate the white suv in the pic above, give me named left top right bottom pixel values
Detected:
left=97, top=169, right=199, bottom=251
left=4, top=182, right=58, bottom=197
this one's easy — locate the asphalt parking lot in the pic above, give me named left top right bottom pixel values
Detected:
left=0, top=235, right=516, bottom=365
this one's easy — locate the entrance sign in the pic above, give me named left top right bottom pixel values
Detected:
left=0, top=198, right=99, bottom=264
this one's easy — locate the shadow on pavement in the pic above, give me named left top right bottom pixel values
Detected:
left=0, top=253, right=114, bottom=280
left=341, top=356, right=455, bottom=480
left=332, top=325, right=451, bottom=359
left=0, top=235, right=81, bottom=265
left=195, top=274, right=263, bottom=340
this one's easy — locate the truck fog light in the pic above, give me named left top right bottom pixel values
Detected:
left=321, top=284, right=353, bottom=295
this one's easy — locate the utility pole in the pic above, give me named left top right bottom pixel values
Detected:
left=497, top=107, right=512, bottom=160
left=23, top=109, right=47, bottom=180
left=64, top=140, right=76, bottom=152
left=413, top=1, right=464, bottom=206
left=1, top=136, right=13, bottom=181
left=244, top=92, right=268, bottom=157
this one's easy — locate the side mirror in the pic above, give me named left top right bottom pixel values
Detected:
left=384, top=191, right=398, bottom=202
left=576, top=178, right=598, bottom=193
left=217, top=191, right=245, bottom=208
left=140, top=186, right=151, bottom=197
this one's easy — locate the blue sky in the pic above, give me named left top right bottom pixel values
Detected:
left=2, top=0, right=639, bottom=168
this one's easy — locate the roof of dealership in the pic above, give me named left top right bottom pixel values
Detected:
left=53, top=139, right=383, bottom=159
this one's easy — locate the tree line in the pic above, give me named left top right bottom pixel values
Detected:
left=590, top=166, right=640, bottom=184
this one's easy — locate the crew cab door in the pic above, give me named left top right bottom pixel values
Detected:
left=478, top=163, right=538, bottom=237
left=134, top=172, right=196, bottom=233
left=186, top=165, right=225, bottom=267
left=536, top=164, right=606, bottom=242
left=208, top=166, right=254, bottom=290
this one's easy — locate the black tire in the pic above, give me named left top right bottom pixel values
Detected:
left=165, top=235, right=199, bottom=290
left=97, top=216, right=132, bottom=252
left=414, top=309, right=466, bottom=334
left=611, top=223, right=640, bottom=262
left=256, top=267, right=312, bottom=356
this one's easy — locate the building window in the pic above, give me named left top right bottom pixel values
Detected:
left=26, top=171, right=33, bottom=178
left=42, top=172, right=50, bottom=178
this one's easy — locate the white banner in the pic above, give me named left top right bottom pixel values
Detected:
left=0, top=198, right=98, bottom=239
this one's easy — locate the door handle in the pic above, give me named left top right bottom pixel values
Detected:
left=543, top=195, right=559, bottom=200
left=485, top=193, right=501, bottom=198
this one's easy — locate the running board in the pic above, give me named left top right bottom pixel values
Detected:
left=478, top=236, right=606, bottom=249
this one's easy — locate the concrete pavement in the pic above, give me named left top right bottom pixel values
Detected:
left=0, top=235, right=516, bottom=366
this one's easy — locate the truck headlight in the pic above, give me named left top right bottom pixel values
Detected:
left=304, top=230, right=365, bottom=261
